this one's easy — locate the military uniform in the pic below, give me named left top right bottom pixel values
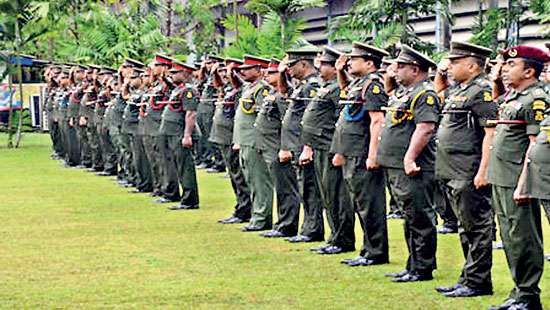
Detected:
left=377, top=46, right=439, bottom=280
left=108, top=94, right=130, bottom=181
left=280, top=60, right=323, bottom=240
left=161, top=64, right=200, bottom=209
left=210, top=78, right=252, bottom=222
left=487, top=46, right=549, bottom=310
left=133, top=87, right=154, bottom=192
left=46, top=84, right=64, bottom=158
left=435, top=42, right=497, bottom=296
left=54, top=86, right=69, bottom=162
left=256, top=64, right=300, bottom=237
left=96, top=82, right=117, bottom=176
left=234, top=56, right=272, bottom=230
left=81, top=86, right=103, bottom=171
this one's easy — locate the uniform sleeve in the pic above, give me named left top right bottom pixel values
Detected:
left=523, top=97, right=548, bottom=136
left=254, top=86, right=269, bottom=112
left=301, top=81, right=320, bottom=99
left=362, top=80, right=388, bottom=111
left=471, top=88, right=498, bottom=127
left=182, top=88, right=198, bottom=111
left=413, top=91, right=440, bottom=124
left=327, top=85, right=341, bottom=110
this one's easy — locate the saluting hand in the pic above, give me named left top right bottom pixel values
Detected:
left=278, top=56, right=289, bottom=73
left=335, top=55, right=348, bottom=71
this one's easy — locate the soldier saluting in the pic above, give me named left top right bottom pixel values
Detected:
left=487, top=46, right=549, bottom=310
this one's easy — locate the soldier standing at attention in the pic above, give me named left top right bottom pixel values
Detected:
left=332, top=42, right=390, bottom=260
left=81, top=65, right=104, bottom=173
left=487, top=46, right=549, bottom=310
left=54, top=68, right=71, bottom=165
left=162, top=61, right=200, bottom=210
left=377, top=45, right=440, bottom=283
left=294, top=47, right=352, bottom=248
left=66, top=64, right=87, bottom=168
left=256, top=58, right=301, bottom=239
left=212, top=59, right=254, bottom=224
left=232, top=55, right=273, bottom=232
left=277, top=47, right=324, bottom=244
left=433, top=41, right=497, bottom=298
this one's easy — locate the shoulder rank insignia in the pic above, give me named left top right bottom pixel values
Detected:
left=535, top=110, right=544, bottom=121
left=340, top=90, right=347, bottom=99
left=483, top=92, right=492, bottom=102
left=372, top=84, right=380, bottom=94
left=309, top=89, right=317, bottom=98
left=262, top=89, right=269, bottom=96
left=426, top=95, right=435, bottom=105
left=186, top=91, right=193, bottom=99
left=533, top=100, right=546, bottom=110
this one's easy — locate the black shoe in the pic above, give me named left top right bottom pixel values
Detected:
left=438, top=225, right=458, bottom=234
left=240, top=225, right=269, bottom=232
left=392, top=271, right=433, bottom=283
left=96, top=171, right=115, bottom=176
left=387, top=213, right=404, bottom=219
left=488, top=299, right=519, bottom=310
left=341, top=256, right=363, bottom=264
left=545, top=254, right=550, bottom=261
left=168, top=204, right=199, bottom=210
left=318, top=245, right=354, bottom=255
left=75, top=164, right=88, bottom=169
left=385, top=270, right=409, bottom=278
left=129, top=189, right=148, bottom=194
left=259, top=230, right=289, bottom=238
left=206, top=166, right=225, bottom=173
left=310, top=243, right=331, bottom=252
left=149, top=192, right=161, bottom=197
left=195, top=163, right=209, bottom=169
left=435, top=283, right=464, bottom=293
left=345, top=257, right=388, bottom=267
left=493, top=241, right=504, bottom=250
left=153, top=197, right=175, bottom=204
left=443, top=286, right=492, bottom=298
left=286, top=235, right=321, bottom=243
left=218, top=216, right=247, bottom=224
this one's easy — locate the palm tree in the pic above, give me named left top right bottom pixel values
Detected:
left=0, top=0, right=49, bottom=148
left=245, top=0, right=325, bottom=51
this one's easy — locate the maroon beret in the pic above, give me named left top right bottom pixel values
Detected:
left=501, top=45, right=550, bottom=64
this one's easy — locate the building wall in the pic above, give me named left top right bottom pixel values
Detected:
left=212, top=0, right=548, bottom=50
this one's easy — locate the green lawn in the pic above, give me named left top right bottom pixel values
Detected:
left=0, top=133, right=548, bottom=309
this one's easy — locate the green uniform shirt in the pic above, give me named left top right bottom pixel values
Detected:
left=159, top=82, right=198, bottom=136
left=488, top=81, right=548, bottom=188
left=526, top=108, right=550, bottom=200
left=198, top=76, right=217, bottom=116
left=281, top=74, right=320, bottom=153
left=210, top=83, right=241, bottom=146
left=121, top=88, right=143, bottom=135
left=232, top=79, right=268, bottom=147
left=301, top=78, right=341, bottom=151
left=144, top=80, right=171, bottom=137
left=377, top=79, right=440, bottom=171
left=436, top=74, right=497, bottom=180
left=330, top=74, right=387, bottom=157
left=255, top=86, right=287, bottom=154
left=68, top=85, right=83, bottom=120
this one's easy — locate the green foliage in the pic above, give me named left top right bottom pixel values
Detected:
left=0, top=110, right=33, bottom=133
left=329, top=0, right=449, bottom=56
left=221, top=13, right=306, bottom=59
left=529, top=0, right=550, bottom=37
left=469, top=8, right=505, bottom=55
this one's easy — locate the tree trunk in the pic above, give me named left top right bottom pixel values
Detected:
left=166, top=0, right=173, bottom=37
left=6, top=61, right=14, bottom=148
left=15, top=20, right=24, bottom=148
left=488, top=0, right=499, bottom=49
left=280, top=15, right=286, bottom=51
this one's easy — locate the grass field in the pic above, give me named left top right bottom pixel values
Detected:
left=0, top=133, right=548, bottom=309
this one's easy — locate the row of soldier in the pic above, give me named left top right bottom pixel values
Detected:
left=44, top=41, right=550, bottom=310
